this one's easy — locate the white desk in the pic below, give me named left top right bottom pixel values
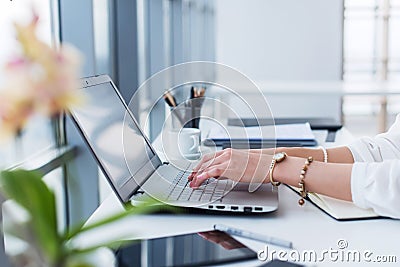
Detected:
left=79, top=128, right=400, bottom=266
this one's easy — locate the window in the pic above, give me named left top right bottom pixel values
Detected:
left=344, top=0, right=400, bottom=81
left=389, top=0, right=400, bottom=80
left=343, top=0, right=400, bottom=135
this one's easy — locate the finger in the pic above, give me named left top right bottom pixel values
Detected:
left=188, top=157, right=217, bottom=181
left=191, top=149, right=240, bottom=183
left=196, top=149, right=234, bottom=174
left=188, top=157, right=215, bottom=180
left=193, top=155, right=227, bottom=179
left=188, top=153, right=218, bottom=181
left=192, top=151, right=225, bottom=172
left=189, top=151, right=229, bottom=180
left=189, top=164, right=227, bottom=188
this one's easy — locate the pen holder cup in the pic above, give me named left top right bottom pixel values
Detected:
left=169, top=106, right=202, bottom=129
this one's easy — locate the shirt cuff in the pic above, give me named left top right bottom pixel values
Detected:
left=350, top=163, right=368, bottom=209
left=347, top=142, right=364, bottom=162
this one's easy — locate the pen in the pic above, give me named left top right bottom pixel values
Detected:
left=163, top=94, right=173, bottom=107
left=199, top=86, right=206, bottom=97
left=189, top=87, right=195, bottom=127
left=213, top=224, right=293, bottom=249
left=163, top=91, right=177, bottom=107
left=190, top=86, right=195, bottom=99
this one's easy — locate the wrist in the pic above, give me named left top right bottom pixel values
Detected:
left=273, top=156, right=304, bottom=186
left=255, top=154, right=274, bottom=184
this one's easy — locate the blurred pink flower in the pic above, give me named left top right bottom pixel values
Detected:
left=0, top=13, right=84, bottom=140
left=0, top=89, right=35, bottom=141
left=30, top=44, right=84, bottom=116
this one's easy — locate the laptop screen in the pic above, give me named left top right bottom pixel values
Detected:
left=69, top=76, right=161, bottom=202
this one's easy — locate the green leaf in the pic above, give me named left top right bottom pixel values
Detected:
left=0, top=169, right=61, bottom=263
left=0, top=170, right=179, bottom=265
left=65, top=200, right=175, bottom=260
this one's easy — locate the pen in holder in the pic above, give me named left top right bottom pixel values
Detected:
left=164, top=86, right=206, bottom=129
left=170, top=104, right=202, bottom=129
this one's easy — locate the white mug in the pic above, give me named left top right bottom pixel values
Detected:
left=164, top=128, right=201, bottom=159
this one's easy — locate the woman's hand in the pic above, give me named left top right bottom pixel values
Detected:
left=188, top=148, right=272, bottom=188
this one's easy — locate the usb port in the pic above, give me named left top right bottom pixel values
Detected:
left=231, top=206, right=239, bottom=210
left=208, top=205, right=213, bottom=209
left=254, top=207, right=263, bottom=211
left=216, top=205, right=225, bottom=209
left=243, top=207, right=252, bottom=212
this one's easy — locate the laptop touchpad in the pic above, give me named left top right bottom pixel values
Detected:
left=232, top=182, right=271, bottom=192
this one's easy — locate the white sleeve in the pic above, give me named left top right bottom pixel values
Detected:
left=347, top=114, right=400, bottom=162
left=347, top=114, right=400, bottom=218
left=351, top=160, right=400, bottom=219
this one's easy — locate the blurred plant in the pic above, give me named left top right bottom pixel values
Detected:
left=0, top=12, right=164, bottom=267
left=0, top=169, right=162, bottom=267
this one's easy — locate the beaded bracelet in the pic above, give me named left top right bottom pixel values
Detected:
left=298, top=156, right=313, bottom=206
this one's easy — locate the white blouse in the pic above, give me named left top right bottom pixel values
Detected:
left=348, top=114, right=400, bottom=219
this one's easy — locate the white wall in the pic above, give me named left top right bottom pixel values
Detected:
left=215, top=0, right=343, bottom=81
left=215, top=0, right=344, bottom=120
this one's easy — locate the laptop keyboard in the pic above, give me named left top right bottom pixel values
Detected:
left=166, top=168, right=233, bottom=202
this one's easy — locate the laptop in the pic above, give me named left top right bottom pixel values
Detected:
left=68, top=75, right=278, bottom=213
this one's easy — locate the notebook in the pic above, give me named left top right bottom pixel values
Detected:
left=204, top=123, right=317, bottom=148
left=228, top=117, right=343, bottom=143
left=227, top=117, right=342, bottom=131
left=288, top=186, right=380, bottom=221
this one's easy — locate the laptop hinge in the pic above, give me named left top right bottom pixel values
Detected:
left=129, top=159, right=167, bottom=197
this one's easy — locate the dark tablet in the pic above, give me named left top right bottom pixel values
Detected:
left=116, top=230, right=258, bottom=267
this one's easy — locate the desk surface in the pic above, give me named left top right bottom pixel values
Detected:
left=79, top=128, right=400, bottom=266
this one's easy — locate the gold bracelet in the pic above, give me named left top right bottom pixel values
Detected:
left=298, top=156, right=313, bottom=206
left=269, top=152, right=287, bottom=186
